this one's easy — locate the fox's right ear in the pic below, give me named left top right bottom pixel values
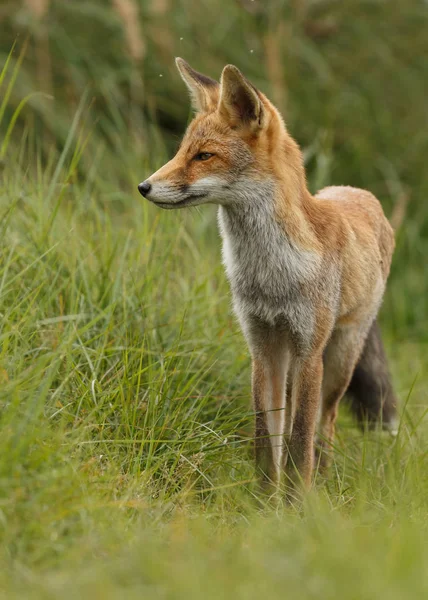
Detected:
left=175, top=58, right=219, bottom=113
left=218, top=65, right=264, bottom=132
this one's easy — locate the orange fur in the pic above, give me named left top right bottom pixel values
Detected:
left=138, top=59, right=395, bottom=496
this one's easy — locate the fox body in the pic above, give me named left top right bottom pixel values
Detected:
left=138, top=59, right=396, bottom=493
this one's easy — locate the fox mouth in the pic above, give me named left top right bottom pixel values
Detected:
left=151, top=193, right=208, bottom=209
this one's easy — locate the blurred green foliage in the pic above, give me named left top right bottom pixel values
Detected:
left=1, top=0, right=427, bottom=188
left=1, top=0, right=427, bottom=337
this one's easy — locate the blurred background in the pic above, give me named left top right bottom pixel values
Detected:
left=1, top=1, right=428, bottom=343
left=0, top=1, right=427, bottom=394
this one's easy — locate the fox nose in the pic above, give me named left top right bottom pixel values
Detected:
left=138, top=180, right=152, bottom=198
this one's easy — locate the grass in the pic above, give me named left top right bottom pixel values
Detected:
left=0, top=105, right=427, bottom=600
left=0, top=3, right=428, bottom=596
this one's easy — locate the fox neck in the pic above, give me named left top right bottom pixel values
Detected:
left=217, top=177, right=321, bottom=323
left=216, top=118, right=324, bottom=322
left=267, top=114, right=321, bottom=251
left=218, top=127, right=321, bottom=262
left=217, top=181, right=314, bottom=273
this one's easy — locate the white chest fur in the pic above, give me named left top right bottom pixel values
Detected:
left=217, top=191, right=321, bottom=336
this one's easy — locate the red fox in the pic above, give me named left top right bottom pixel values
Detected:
left=138, top=59, right=396, bottom=494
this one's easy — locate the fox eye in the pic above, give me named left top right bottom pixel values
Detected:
left=193, top=152, right=214, bottom=161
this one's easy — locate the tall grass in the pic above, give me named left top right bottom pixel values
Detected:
left=2, top=0, right=428, bottom=335
left=0, top=1, right=427, bottom=597
left=0, top=104, right=427, bottom=597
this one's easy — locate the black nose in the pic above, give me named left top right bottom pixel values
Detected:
left=138, top=181, right=152, bottom=197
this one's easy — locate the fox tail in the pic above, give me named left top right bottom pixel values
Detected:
left=346, top=320, right=398, bottom=433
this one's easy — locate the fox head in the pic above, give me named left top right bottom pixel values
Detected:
left=138, top=59, right=305, bottom=209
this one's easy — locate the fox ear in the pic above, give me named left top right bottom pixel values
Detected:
left=175, top=58, right=219, bottom=113
left=218, top=65, right=264, bottom=131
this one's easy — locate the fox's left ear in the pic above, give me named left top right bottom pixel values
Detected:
left=218, top=65, right=264, bottom=131
left=176, top=58, right=219, bottom=113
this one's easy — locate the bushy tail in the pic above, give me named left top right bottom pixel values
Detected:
left=346, top=320, right=398, bottom=432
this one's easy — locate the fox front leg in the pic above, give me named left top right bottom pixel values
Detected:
left=284, top=355, right=323, bottom=496
left=252, top=347, right=289, bottom=493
